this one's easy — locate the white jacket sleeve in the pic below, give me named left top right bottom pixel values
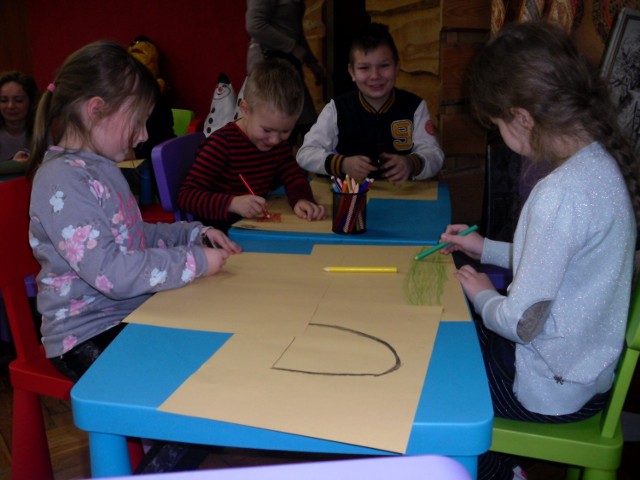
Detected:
left=296, top=100, right=339, bottom=174
left=411, top=100, right=444, bottom=180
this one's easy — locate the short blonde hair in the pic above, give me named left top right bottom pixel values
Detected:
left=243, top=58, right=304, bottom=119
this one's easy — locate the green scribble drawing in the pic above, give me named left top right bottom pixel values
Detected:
left=404, top=252, right=448, bottom=306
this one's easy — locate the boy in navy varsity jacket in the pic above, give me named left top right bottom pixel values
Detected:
left=178, top=58, right=325, bottom=233
left=296, top=23, right=443, bottom=184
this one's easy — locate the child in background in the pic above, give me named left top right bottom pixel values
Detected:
left=439, top=21, right=639, bottom=479
left=0, top=71, right=39, bottom=175
left=178, top=58, right=325, bottom=233
left=296, top=22, right=443, bottom=184
left=28, top=40, right=241, bottom=381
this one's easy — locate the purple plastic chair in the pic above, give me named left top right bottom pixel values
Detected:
left=151, top=131, right=205, bottom=222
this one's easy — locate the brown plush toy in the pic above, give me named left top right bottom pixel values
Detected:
left=128, top=35, right=166, bottom=93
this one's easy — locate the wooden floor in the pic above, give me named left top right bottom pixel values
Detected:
left=2, top=338, right=640, bottom=480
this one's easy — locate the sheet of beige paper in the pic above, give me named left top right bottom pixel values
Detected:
left=117, top=159, right=145, bottom=169
left=367, top=180, right=438, bottom=200
left=146, top=244, right=468, bottom=452
left=124, top=251, right=326, bottom=335
left=124, top=245, right=470, bottom=333
left=159, top=302, right=440, bottom=453
left=309, top=244, right=470, bottom=322
left=233, top=179, right=438, bottom=232
left=233, top=181, right=332, bottom=233
left=307, top=176, right=439, bottom=201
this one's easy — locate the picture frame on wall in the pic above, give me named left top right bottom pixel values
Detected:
left=601, top=7, right=640, bottom=160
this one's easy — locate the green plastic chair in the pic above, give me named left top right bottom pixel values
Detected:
left=171, top=108, right=195, bottom=136
left=490, top=281, right=640, bottom=480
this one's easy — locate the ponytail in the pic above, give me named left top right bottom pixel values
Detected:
left=25, top=40, right=157, bottom=179
left=27, top=89, right=55, bottom=178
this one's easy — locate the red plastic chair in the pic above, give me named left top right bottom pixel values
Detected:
left=1, top=176, right=142, bottom=479
left=139, top=203, right=176, bottom=223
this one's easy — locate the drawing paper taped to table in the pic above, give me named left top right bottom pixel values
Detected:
left=305, top=176, right=439, bottom=201
left=124, top=245, right=470, bottom=335
left=159, top=301, right=439, bottom=453
left=234, top=180, right=332, bottom=232
left=145, top=244, right=469, bottom=453
left=233, top=178, right=438, bottom=231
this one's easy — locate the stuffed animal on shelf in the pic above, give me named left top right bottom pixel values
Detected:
left=128, top=35, right=166, bottom=93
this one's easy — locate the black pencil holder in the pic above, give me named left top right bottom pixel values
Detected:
left=332, top=191, right=367, bottom=234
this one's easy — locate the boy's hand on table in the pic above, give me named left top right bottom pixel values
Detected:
left=342, top=155, right=377, bottom=182
left=294, top=199, right=326, bottom=221
left=379, top=153, right=411, bottom=184
left=230, top=194, right=268, bottom=219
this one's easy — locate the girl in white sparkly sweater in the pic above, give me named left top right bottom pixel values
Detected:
left=439, top=21, right=639, bottom=479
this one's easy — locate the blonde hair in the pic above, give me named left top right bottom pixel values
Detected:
left=28, top=40, right=157, bottom=176
left=243, top=58, right=304, bottom=118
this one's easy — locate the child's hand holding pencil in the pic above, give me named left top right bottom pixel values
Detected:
left=238, top=174, right=271, bottom=219
left=421, top=224, right=483, bottom=260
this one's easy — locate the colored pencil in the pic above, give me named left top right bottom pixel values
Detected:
left=414, top=224, right=479, bottom=260
left=323, top=266, right=398, bottom=273
left=238, top=174, right=271, bottom=219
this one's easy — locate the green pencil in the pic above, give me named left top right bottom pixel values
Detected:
left=414, top=224, right=479, bottom=261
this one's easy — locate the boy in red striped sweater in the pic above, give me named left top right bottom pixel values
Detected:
left=178, top=58, right=325, bottom=232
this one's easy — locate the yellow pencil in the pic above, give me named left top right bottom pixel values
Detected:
left=323, top=266, right=398, bottom=273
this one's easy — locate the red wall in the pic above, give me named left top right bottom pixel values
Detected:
left=25, top=0, right=248, bottom=120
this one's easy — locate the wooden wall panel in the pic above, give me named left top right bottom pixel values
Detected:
left=382, top=8, right=441, bottom=76
left=440, top=113, right=487, bottom=156
left=440, top=31, right=488, bottom=103
left=366, top=0, right=439, bottom=13
left=442, top=0, right=491, bottom=30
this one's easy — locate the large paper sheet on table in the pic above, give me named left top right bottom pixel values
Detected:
left=233, top=179, right=438, bottom=232
left=129, top=244, right=470, bottom=453
left=124, top=244, right=470, bottom=334
left=159, top=303, right=440, bottom=453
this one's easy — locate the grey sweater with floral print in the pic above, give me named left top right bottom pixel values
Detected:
left=29, top=148, right=210, bottom=358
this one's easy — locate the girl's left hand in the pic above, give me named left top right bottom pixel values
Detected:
left=379, top=153, right=411, bottom=184
left=204, top=228, right=243, bottom=254
left=13, top=149, right=30, bottom=163
left=454, top=264, right=495, bottom=303
left=294, top=200, right=326, bottom=221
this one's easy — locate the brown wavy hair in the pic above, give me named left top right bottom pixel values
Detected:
left=468, top=20, right=640, bottom=235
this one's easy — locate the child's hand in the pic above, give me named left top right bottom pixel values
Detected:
left=13, top=150, right=30, bottom=163
left=203, top=228, right=243, bottom=254
left=439, top=224, right=484, bottom=260
left=379, top=153, right=411, bottom=184
left=294, top=200, right=326, bottom=221
left=229, top=194, right=268, bottom=218
left=342, top=155, right=378, bottom=182
left=454, top=264, right=495, bottom=302
left=202, top=248, right=230, bottom=276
